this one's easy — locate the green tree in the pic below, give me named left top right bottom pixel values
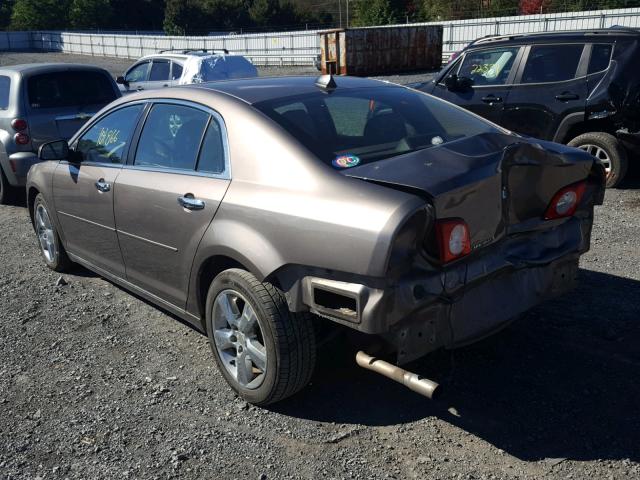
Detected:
left=109, top=0, right=165, bottom=31
left=163, top=0, right=207, bottom=34
left=10, top=0, right=70, bottom=29
left=0, top=0, right=15, bottom=29
left=352, top=0, right=405, bottom=26
left=69, top=0, right=113, bottom=29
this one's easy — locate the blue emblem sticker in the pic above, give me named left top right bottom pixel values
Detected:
left=332, top=154, right=361, bottom=169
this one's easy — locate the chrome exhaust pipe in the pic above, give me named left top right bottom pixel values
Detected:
left=356, top=351, right=440, bottom=400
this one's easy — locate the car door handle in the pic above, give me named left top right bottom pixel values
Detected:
left=481, top=95, right=503, bottom=103
left=95, top=179, right=111, bottom=193
left=178, top=194, right=205, bottom=211
left=136, top=86, right=144, bottom=91
left=555, top=92, right=579, bottom=101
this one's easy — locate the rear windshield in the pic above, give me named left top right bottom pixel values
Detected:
left=254, top=86, right=503, bottom=166
left=27, top=71, right=117, bottom=109
left=0, top=76, right=9, bottom=110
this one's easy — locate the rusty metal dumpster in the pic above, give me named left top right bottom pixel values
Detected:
left=318, top=26, right=443, bottom=76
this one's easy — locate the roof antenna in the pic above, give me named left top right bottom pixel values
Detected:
left=315, top=74, right=337, bottom=91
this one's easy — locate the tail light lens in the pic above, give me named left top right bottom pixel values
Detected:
left=436, top=219, right=471, bottom=263
left=14, top=132, right=30, bottom=145
left=11, top=118, right=28, bottom=131
left=544, top=181, right=587, bottom=220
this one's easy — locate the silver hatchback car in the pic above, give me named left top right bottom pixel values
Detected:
left=27, top=76, right=604, bottom=405
left=0, top=64, right=120, bottom=203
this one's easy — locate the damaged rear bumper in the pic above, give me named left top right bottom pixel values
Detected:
left=301, top=215, right=591, bottom=364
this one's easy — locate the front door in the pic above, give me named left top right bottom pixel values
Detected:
left=114, top=101, right=230, bottom=308
left=122, top=61, right=150, bottom=93
left=430, top=46, right=522, bottom=125
left=501, top=44, right=589, bottom=140
left=52, top=104, right=144, bottom=275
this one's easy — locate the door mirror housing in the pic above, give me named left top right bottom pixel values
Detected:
left=116, top=75, right=129, bottom=86
left=444, top=74, right=473, bottom=91
left=38, top=139, right=69, bottom=161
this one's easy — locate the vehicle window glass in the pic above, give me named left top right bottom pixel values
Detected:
left=27, top=71, right=117, bottom=109
left=457, top=47, right=519, bottom=86
left=589, top=44, right=613, bottom=74
left=125, top=62, right=149, bottom=83
left=254, top=86, right=503, bottom=166
left=0, top=76, right=9, bottom=110
left=75, top=104, right=143, bottom=164
left=149, top=60, right=170, bottom=81
left=135, top=104, right=209, bottom=171
left=521, top=44, right=584, bottom=84
left=172, top=62, right=183, bottom=80
left=197, top=118, right=226, bottom=174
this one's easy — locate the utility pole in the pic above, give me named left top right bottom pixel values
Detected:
left=338, top=0, right=343, bottom=28
left=346, top=0, right=349, bottom=28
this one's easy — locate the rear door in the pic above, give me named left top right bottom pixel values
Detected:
left=146, top=59, right=172, bottom=90
left=501, top=43, right=589, bottom=140
left=114, top=101, right=230, bottom=308
left=52, top=103, right=144, bottom=275
left=25, top=70, right=119, bottom=148
left=429, top=46, right=523, bottom=124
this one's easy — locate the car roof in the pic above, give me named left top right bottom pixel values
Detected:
left=187, top=75, right=393, bottom=104
left=468, top=27, right=640, bottom=48
left=140, top=52, right=240, bottom=62
left=0, top=63, right=111, bottom=75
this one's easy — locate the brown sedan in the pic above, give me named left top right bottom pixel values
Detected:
left=27, top=76, right=605, bottom=405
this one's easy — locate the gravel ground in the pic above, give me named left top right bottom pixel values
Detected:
left=1, top=51, right=639, bottom=480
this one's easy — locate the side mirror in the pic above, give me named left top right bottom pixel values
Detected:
left=444, top=74, right=459, bottom=90
left=38, top=139, right=69, bottom=161
left=457, top=76, right=474, bottom=90
left=444, top=74, right=473, bottom=91
left=116, top=76, right=129, bottom=86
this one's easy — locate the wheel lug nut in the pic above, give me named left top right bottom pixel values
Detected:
left=237, top=346, right=243, bottom=353
left=230, top=335, right=237, bottom=343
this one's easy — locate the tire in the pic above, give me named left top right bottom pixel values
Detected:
left=0, top=167, right=15, bottom=205
left=568, top=132, right=628, bottom=188
left=33, top=193, right=72, bottom=272
left=205, top=268, right=316, bottom=405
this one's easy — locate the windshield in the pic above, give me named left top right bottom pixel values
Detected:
left=254, top=86, right=503, bottom=167
left=27, top=71, right=117, bottom=109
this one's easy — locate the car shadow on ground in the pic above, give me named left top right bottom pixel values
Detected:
left=274, top=268, right=640, bottom=463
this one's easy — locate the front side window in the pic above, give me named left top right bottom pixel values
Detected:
left=0, top=76, right=10, bottom=110
left=457, top=47, right=520, bottom=86
left=75, top=104, right=143, bottom=164
left=149, top=60, right=170, bottom=81
left=255, top=86, right=503, bottom=166
left=588, top=44, right=613, bottom=74
left=125, top=62, right=149, bottom=83
left=521, top=44, right=584, bottom=84
left=134, top=103, right=210, bottom=170
left=27, top=71, right=117, bottom=109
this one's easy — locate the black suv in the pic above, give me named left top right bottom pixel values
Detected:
left=415, top=27, right=640, bottom=187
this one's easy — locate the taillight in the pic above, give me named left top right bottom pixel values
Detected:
left=544, top=181, right=587, bottom=220
left=11, top=118, right=28, bottom=131
left=435, top=219, right=471, bottom=263
left=14, top=132, right=30, bottom=145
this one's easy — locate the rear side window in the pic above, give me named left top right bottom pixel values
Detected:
left=171, top=62, right=183, bottom=80
left=76, top=104, right=143, bottom=164
left=521, top=45, right=584, bottom=84
left=589, top=44, right=613, bottom=74
left=458, top=47, right=520, bottom=86
left=135, top=104, right=209, bottom=171
left=27, top=71, right=117, bottom=109
left=0, top=76, right=9, bottom=110
left=197, top=118, right=226, bottom=174
left=149, top=60, right=170, bottom=81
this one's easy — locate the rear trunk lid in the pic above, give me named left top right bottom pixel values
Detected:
left=24, top=69, right=119, bottom=149
left=343, top=132, right=595, bottom=251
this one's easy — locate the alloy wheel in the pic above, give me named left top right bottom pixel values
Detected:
left=212, top=289, right=268, bottom=390
left=35, top=204, right=57, bottom=263
left=578, top=144, right=611, bottom=177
